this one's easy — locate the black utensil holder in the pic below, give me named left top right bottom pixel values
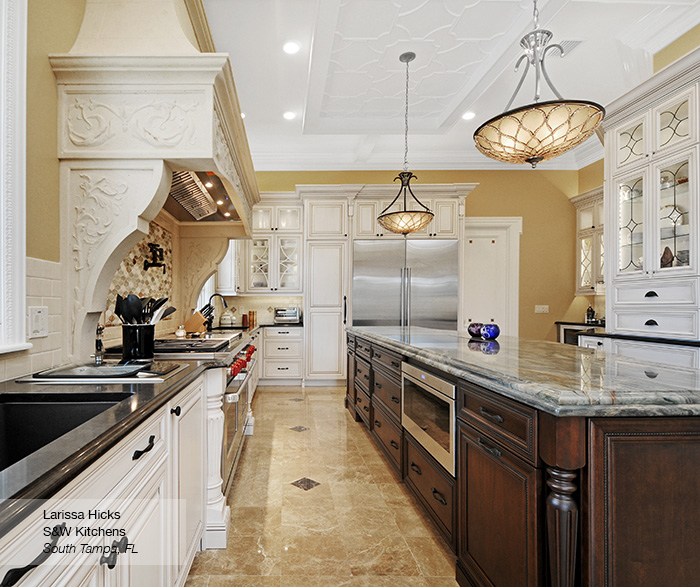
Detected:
left=122, top=324, right=155, bottom=361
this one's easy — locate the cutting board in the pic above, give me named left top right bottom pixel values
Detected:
left=183, top=311, right=206, bottom=333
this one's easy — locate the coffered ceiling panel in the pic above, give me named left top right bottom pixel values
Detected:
left=203, top=0, right=700, bottom=171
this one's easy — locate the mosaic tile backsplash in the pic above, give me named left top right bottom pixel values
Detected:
left=103, top=222, right=173, bottom=329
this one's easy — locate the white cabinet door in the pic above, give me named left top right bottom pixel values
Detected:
left=247, top=237, right=271, bottom=291
left=306, top=200, right=348, bottom=238
left=275, top=206, right=302, bottom=232
left=171, top=381, right=205, bottom=584
left=432, top=199, right=459, bottom=238
left=307, top=242, right=345, bottom=307
left=251, top=206, right=273, bottom=232
left=276, top=235, right=302, bottom=292
left=216, top=240, right=238, bottom=295
left=306, top=310, right=345, bottom=378
left=354, top=201, right=381, bottom=238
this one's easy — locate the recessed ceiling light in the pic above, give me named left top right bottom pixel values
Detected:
left=462, top=111, right=476, bottom=120
left=283, top=42, right=300, bottom=54
left=216, top=199, right=224, bottom=205
left=224, top=212, right=231, bottom=217
left=241, top=112, right=246, bottom=119
left=283, top=111, right=297, bottom=120
left=205, top=181, right=213, bottom=188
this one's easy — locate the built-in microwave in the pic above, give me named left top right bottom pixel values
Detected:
left=401, top=362, right=456, bottom=476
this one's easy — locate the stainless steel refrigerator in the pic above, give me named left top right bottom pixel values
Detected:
left=352, top=239, right=458, bottom=330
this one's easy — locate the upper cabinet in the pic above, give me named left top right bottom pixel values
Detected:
left=572, top=188, right=604, bottom=295
left=251, top=204, right=302, bottom=233
left=305, top=200, right=348, bottom=238
left=216, top=240, right=241, bottom=295
left=353, top=197, right=459, bottom=239
left=604, top=49, right=700, bottom=340
left=246, top=235, right=302, bottom=293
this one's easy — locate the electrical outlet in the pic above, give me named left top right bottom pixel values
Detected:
left=535, top=305, right=549, bottom=314
left=28, top=306, right=49, bottom=338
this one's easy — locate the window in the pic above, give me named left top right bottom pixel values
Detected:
left=196, top=274, right=216, bottom=312
left=0, top=0, right=30, bottom=353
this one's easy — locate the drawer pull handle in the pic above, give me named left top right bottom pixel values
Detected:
left=645, top=370, right=659, bottom=379
left=479, top=406, right=504, bottom=423
left=357, top=396, right=362, bottom=404
left=391, top=361, right=400, bottom=368
left=375, top=382, right=382, bottom=389
left=644, top=319, right=659, bottom=326
left=100, top=536, right=130, bottom=570
left=170, top=406, right=181, bottom=417
left=278, top=347, right=289, bottom=350
left=374, top=420, right=382, bottom=428
left=132, top=435, right=156, bottom=460
left=410, top=461, right=422, bottom=475
left=363, top=405, right=369, bottom=413
left=278, top=367, right=289, bottom=371
left=644, top=291, right=659, bottom=298
left=476, top=437, right=502, bottom=458
left=364, top=374, right=370, bottom=380
left=431, top=487, right=447, bottom=506
left=390, top=440, right=399, bottom=450
left=391, top=396, right=400, bottom=404
left=1, top=523, right=66, bottom=586
left=279, top=331, right=290, bottom=334
left=374, top=353, right=382, bottom=359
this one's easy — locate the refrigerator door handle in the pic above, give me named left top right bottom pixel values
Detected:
left=400, top=268, right=405, bottom=328
left=405, top=267, right=411, bottom=329
left=343, top=295, right=347, bottom=325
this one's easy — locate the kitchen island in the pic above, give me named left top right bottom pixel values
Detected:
left=347, top=326, right=700, bottom=587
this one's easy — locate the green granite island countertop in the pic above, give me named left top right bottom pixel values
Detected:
left=347, top=326, right=700, bottom=417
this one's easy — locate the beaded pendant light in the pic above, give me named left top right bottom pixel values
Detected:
left=473, top=0, right=605, bottom=168
left=377, top=52, right=434, bottom=235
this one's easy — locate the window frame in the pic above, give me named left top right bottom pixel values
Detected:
left=0, top=0, right=30, bottom=354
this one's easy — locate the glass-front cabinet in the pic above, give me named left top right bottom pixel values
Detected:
left=616, top=171, right=646, bottom=276
left=246, top=235, right=301, bottom=293
left=572, top=187, right=604, bottom=294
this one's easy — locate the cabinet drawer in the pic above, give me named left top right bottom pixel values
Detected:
left=264, top=339, right=303, bottom=358
left=371, top=402, right=402, bottom=471
left=372, top=367, right=401, bottom=421
left=614, top=280, right=698, bottom=305
left=355, top=386, right=371, bottom=427
left=265, top=326, right=303, bottom=339
left=355, top=356, right=371, bottom=392
left=371, top=346, right=402, bottom=378
left=613, top=309, right=699, bottom=339
left=263, top=360, right=302, bottom=378
left=356, top=338, right=372, bottom=361
left=404, top=434, right=454, bottom=542
left=610, top=339, right=700, bottom=369
left=458, top=381, right=538, bottom=466
left=610, top=355, right=700, bottom=388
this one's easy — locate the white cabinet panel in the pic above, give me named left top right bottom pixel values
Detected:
left=264, top=339, right=303, bottom=358
left=216, top=240, right=239, bottom=295
left=306, top=311, right=345, bottom=378
left=308, top=242, right=345, bottom=307
left=354, top=201, right=380, bottom=238
left=613, top=309, right=699, bottom=339
left=613, top=279, right=698, bottom=305
left=610, top=338, right=699, bottom=369
left=306, top=200, right=347, bottom=238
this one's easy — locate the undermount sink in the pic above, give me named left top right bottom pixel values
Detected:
left=0, top=391, right=134, bottom=472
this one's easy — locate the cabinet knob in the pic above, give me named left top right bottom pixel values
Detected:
left=171, top=406, right=181, bottom=417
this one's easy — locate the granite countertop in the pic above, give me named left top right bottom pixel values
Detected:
left=0, top=328, right=255, bottom=534
left=348, top=326, right=700, bottom=418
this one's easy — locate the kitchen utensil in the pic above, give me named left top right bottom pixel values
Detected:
left=115, top=294, right=125, bottom=323
left=122, top=294, right=142, bottom=324
left=160, top=306, right=176, bottom=321
left=149, top=305, right=167, bottom=325
left=184, top=311, right=206, bottom=333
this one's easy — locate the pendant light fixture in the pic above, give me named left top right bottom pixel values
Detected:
left=377, top=52, right=434, bottom=235
left=473, top=0, right=605, bottom=168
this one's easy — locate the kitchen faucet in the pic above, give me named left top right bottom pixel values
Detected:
left=92, top=325, right=105, bottom=365
left=204, top=294, right=228, bottom=331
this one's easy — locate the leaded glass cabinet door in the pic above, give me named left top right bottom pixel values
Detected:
left=654, top=88, right=696, bottom=156
left=616, top=172, right=646, bottom=276
left=248, top=237, right=271, bottom=290
left=653, top=151, right=695, bottom=274
left=578, top=233, right=595, bottom=293
left=614, top=114, right=648, bottom=171
left=276, top=236, right=301, bottom=291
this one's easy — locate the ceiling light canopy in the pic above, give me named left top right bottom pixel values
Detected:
left=473, top=0, right=604, bottom=168
left=377, top=52, right=434, bottom=236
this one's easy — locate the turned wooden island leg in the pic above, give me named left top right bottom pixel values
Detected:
left=546, top=467, right=579, bottom=587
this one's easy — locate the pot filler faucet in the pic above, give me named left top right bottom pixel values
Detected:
left=205, top=294, right=228, bottom=331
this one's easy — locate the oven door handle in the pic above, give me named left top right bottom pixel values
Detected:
left=225, top=389, right=243, bottom=403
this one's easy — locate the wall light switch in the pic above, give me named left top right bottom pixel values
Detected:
left=28, top=306, right=49, bottom=338
left=535, top=305, right=549, bottom=314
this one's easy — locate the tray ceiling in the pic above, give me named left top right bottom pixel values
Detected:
left=202, top=0, right=700, bottom=171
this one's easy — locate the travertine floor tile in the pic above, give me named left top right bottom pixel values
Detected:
left=188, top=387, right=457, bottom=585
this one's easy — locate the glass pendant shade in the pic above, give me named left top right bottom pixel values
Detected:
left=378, top=171, right=434, bottom=235
left=474, top=99, right=605, bottom=167
left=473, top=0, right=604, bottom=168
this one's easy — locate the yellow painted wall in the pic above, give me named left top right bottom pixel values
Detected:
left=654, top=23, right=700, bottom=73
left=257, top=169, right=580, bottom=341
left=577, top=159, right=604, bottom=194
left=26, top=0, right=86, bottom=261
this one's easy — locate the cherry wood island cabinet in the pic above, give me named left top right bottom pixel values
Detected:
left=346, top=326, right=700, bottom=587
